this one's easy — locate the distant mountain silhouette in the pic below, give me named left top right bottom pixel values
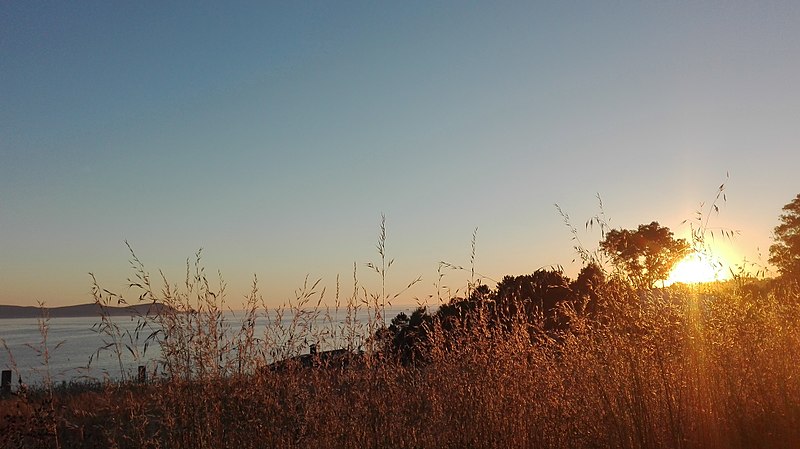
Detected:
left=0, top=302, right=173, bottom=319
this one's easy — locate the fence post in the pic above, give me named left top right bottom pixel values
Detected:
left=1, top=370, right=11, bottom=395
left=137, top=365, right=147, bottom=384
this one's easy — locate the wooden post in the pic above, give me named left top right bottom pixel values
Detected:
left=137, top=365, right=146, bottom=384
left=1, top=370, right=11, bottom=395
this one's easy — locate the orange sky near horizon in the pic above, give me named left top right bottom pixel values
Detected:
left=2, top=2, right=798, bottom=309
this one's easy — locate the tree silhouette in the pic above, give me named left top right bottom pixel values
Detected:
left=572, top=262, right=605, bottom=295
left=769, top=194, right=800, bottom=280
left=600, top=221, right=689, bottom=289
left=381, top=307, right=434, bottom=364
left=378, top=268, right=585, bottom=363
left=571, top=262, right=606, bottom=314
left=494, top=268, right=573, bottom=329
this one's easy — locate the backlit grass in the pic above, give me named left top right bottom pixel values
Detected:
left=2, top=244, right=799, bottom=448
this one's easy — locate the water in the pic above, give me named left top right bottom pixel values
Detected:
left=0, top=306, right=417, bottom=386
left=0, top=315, right=156, bottom=386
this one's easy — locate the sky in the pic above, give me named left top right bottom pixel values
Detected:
left=2, top=1, right=799, bottom=308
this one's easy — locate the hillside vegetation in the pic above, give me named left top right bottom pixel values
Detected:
left=3, top=200, right=800, bottom=448
left=2, top=258, right=799, bottom=448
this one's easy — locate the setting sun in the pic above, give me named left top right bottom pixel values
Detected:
left=666, top=252, right=727, bottom=285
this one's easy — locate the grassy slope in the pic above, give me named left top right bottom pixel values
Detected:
left=2, top=278, right=799, bottom=449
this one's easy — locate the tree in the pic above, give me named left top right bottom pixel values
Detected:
left=571, top=262, right=606, bottom=314
left=378, top=268, right=581, bottom=361
left=381, top=306, right=434, bottom=364
left=769, top=194, right=800, bottom=279
left=495, top=268, right=572, bottom=319
left=600, top=221, right=689, bottom=289
left=572, top=262, right=605, bottom=295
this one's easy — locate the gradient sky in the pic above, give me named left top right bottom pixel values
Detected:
left=2, top=1, right=799, bottom=308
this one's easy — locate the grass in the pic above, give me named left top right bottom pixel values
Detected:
left=2, top=229, right=800, bottom=448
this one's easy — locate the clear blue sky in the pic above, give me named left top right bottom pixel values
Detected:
left=2, top=1, right=799, bottom=307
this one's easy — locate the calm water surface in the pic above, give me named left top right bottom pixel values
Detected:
left=0, top=306, right=415, bottom=386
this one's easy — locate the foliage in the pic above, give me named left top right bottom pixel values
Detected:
left=379, top=307, right=434, bottom=364
left=4, top=278, right=800, bottom=449
left=769, top=193, right=800, bottom=280
left=380, top=265, right=613, bottom=363
left=6, top=215, right=800, bottom=448
left=600, top=221, right=689, bottom=289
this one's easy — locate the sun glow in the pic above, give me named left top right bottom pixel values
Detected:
left=665, top=252, right=727, bottom=286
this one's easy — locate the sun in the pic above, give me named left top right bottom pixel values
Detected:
left=665, top=251, right=727, bottom=286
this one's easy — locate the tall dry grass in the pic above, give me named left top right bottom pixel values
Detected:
left=2, top=236, right=800, bottom=448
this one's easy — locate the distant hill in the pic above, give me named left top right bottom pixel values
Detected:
left=0, top=302, right=173, bottom=319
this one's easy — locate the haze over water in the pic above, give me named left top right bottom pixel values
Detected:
left=1, top=307, right=413, bottom=386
